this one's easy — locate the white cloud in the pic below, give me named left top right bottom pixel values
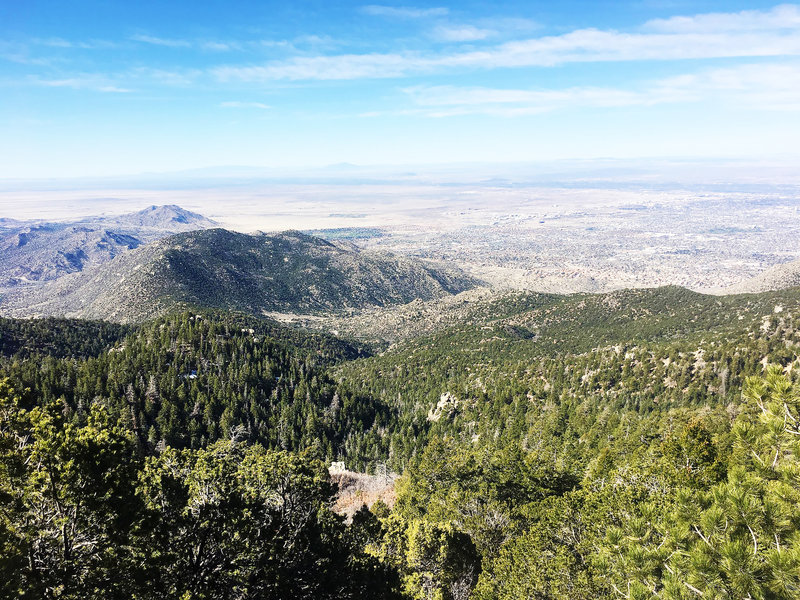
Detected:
left=34, top=37, right=74, bottom=48
left=400, top=61, right=800, bottom=117
left=402, top=84, right=665, bottom=117
left=656, top=62, right=800, bottom=110
left=212, top=5, right=800, bottom=81
left=213, top=53, right=428, bottom=81
left=453, top=28, right=800, bottom=68
left=130, top=34, right=191, bottom=48
left=361, top=5, right=448, bottom=18
left=201, top=41, right=240, bottom=52
left=1, top=53, right=55, bottom=67
left=644, top=4, right=800, bottom=33
left=130, top=67, right=200, bottom=86
left=257, top=40, right=295, bottom=50
left=33, top=77, right=132, bottom=93
left=293, top=34, right=342, bottom=49
left=433, top=25, right=493, bottom=42
left=220, top=101, right=271, bottom=109
left=32, top=37, right=118, bottom=50
left=478, top=17, right=540, bottom=33
left=18, top=67, right=201, bottom=93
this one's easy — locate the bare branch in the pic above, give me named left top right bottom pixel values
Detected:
left=693, top=525, right=713, bottom=549
left=747, top=524, right=758, bottom=556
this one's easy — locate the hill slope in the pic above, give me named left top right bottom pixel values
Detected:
left=0, top=228, right=480, bottom=323
left=0, top=205, right=216, bottom=289
left=99, top=204, right=215, bottom=229
left=724, top=257, right=800, bottom=294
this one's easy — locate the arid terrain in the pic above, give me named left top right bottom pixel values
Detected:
left=3, top=161, right=798, bottom=296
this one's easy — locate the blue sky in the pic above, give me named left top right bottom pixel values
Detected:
left=2, top=1, right=800, bottom=178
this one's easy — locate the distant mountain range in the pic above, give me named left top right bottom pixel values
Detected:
left=0, top=228, right=480, bottom=323
left=0, top=205, right=216, bottom=289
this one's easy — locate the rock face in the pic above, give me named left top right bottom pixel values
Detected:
left=0, top=228, right=481, bottom=323
left=0, top=205, right=216, bottom=289
left=724, top=259, right=800, bottom=294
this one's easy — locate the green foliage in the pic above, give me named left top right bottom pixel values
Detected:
left=395, top=438, right=577, bottom=556
left=135, top=441, right=399, bottom=599
left=473, top=493, right=599, bottom=600
left=0, top=378, right=141, bottom=598
left=588, top=367, right=800, bottom=599
left=0, top=310, right=388, bottom=469
left=0, top=316, right=130, bottom=359
left=370, top=514, right=479, bottom=600
left=335, top=285, right=800, bottom=475
left=660, top=418, right=727, bottom=488
left=663, top=367, right=800, bottom=599
left=0, top=377, right=400, bottom=598
left=4, top=285, right=800, bottom=598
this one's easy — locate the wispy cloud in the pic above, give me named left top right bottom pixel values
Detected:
left=361, top=5, right=448, bottom=18
left=201, top=41, right=240, bottom=52
left=220, top=101, right=271, bottom=109
left=32, top=76, right=132, bottom=93
left=461, top=28, right=800, bottom=67
left=129, top=67, right=200, bottom=86
left=10, top=5, right=800, bottom=118
left=0, top=38, right=105, bottom=67
left=34, top=37, right=75, bottom=48
left=15, top=67, right=200, bottom=93
left=130, top=34, right=191, bottom=48
left=477, top=17, right=540, bottom=33
left=213, top=53, right=425, bottom=81
left=293, top=34, right=342, bottom=50
left=32, top=37, right=119, bottom=50
left=212, top=5, right=800, bottom=81
left=433, top=25, right=493, bottom=42
left=644, top=4, right=800, bottom=33
left=655, top=62, right=800, bottom=111
left=130, top=34, right=333, bottom=53
left=401, top=84, right=672, bottom=117
left=1, top=53, right=55, bottom=67
left=258, top=39, right=295, bottom=49
left=399, top=61, right=800, bottom=117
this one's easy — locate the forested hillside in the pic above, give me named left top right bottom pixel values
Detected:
left=2, top=286, right=800, bottom=598
left=0, top=228, right=480, bottom=323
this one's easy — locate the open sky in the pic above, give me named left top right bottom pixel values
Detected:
left=2, top=1, right=800, bottom=178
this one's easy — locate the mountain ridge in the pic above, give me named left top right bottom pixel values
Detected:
left=0, top=227, right=481, bottom=323
left=0, top=204, right=216, bottom=289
